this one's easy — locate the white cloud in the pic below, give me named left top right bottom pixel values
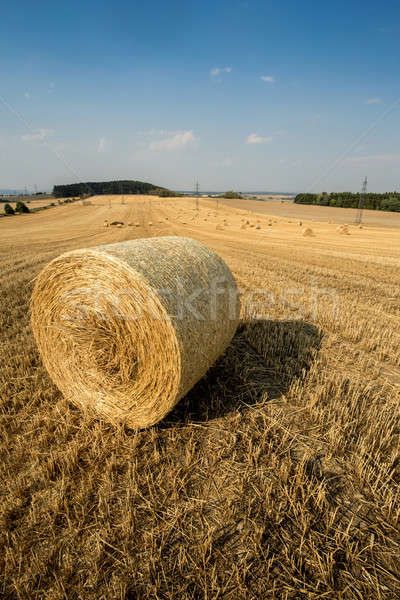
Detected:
left=138, top=129, right=178, bottom=137
left=149, top=130, right=195, bottom=151
left=246, top=133, right=273, bottom=144
left=260, top=75, right=275, bottom=83
left=346, top=154, right=400, bottom=163
left=210, top=66, right=232, bottom=77
left=97, top=137, right=106, bottom=152
left=21, top=128, right=54, bottom=142
left=24, top=92, right=30, bottom=99
left=365, top=97, right=382, bottom=104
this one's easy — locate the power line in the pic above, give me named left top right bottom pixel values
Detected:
left=194, top=180, right=199, bottom=210
left=355, top=176, right=367, bottom=225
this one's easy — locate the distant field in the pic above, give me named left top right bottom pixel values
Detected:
left=1, top=194, right=399, bottom=599
left=221, top=195, right=400, bottom=227
left=1, top=196, right=56, bottom=210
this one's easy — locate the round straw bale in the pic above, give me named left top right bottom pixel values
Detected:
left=30, top=237, right=239, bottom=429
left=302, top=227, right=313, bottom=237
left=135, top=223, right=140, bottom=227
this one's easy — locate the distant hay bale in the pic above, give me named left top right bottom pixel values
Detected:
left=249, top=223, right=255, bottom=228
left=256, top=225, right=261, bottom=229
left=31, top=237, right=240, bottom=429
left=103, top=220, right=109, bottom=227
left=135, top=223, right=140, bottom=227
left=302, top=227, right=313, bottom=237
left=148, top=222, right=153, bottom=226
left=116, top=223, right=123, bottom=228
left=127, top=222, right=133, bottom=226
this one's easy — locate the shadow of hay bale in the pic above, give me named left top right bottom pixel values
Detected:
left=160, top=319, right=322, bottom=427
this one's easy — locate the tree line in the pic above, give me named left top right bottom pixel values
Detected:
left=294, top=192, right=400, bottom=212
left=53, top=180, right=177, bottom=198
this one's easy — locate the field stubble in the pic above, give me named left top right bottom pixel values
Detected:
left=0, top=195, right=399, bottom=599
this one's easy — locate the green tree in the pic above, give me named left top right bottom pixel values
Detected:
left=219, top=191, right=243, bottom=199
left=4, top=203, right=15, bottom=215
left=15, top=201, right=30, bottom=213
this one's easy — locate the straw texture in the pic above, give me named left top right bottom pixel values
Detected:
left=31, top=236, right=240, bottom=428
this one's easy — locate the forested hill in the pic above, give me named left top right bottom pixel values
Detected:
left=295, top=192, right=400, bottom=212
left=53, top=180, right=175, bottom=198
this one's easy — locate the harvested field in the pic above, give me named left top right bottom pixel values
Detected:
left=221, top=196, right=400, bottom=227
left=1, top=194, right=400, bottom=599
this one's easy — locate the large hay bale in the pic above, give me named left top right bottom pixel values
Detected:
left=302, top=227, right=313, bottom=237
left=30, top=237, right=240, bottom=429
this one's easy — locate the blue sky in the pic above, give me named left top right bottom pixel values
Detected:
left=1, top=0, right=399, bottom=192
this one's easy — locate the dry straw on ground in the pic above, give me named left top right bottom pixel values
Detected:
left=30, top=236, right=240, bottom=429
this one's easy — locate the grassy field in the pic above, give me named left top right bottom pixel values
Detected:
left=1, top=195, right=399, bottom=599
